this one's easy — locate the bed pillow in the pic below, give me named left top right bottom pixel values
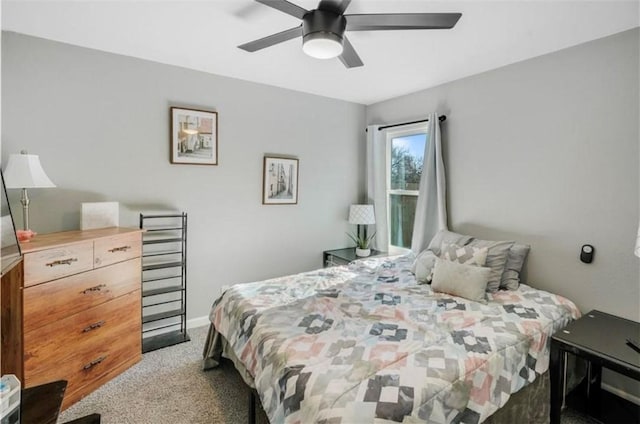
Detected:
left=411, top=250, right=438, bottom=284
left=426, top=230, right=474, bottom=256
left=465, top=238, right=515, bottom=293
left=431, top=258, right=491, bottom=302
left=500, top=243, right=531, bottom=290
left=441, top=243, right=488, bottom=267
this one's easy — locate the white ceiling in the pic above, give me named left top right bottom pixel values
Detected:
left=2, top=1, right=639, bottom=105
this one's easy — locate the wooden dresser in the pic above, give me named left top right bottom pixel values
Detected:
left=1, top=227, right=142, bottom=409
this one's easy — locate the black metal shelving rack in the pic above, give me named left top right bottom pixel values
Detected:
left=139, top=212, right=190, bottom=353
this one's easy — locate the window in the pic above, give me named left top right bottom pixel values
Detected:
left=386, top=124, right=428, bottom=251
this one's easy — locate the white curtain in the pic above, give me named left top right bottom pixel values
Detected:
left=366, top=125, right=389, bottom=252
left=411, top=113, right=448, bottom=253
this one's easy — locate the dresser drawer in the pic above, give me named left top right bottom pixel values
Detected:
left=23, top=241, right=94, bottom=287
left=94, top=232, right=141, bottom=268
left=23, top=258, right=141, bottom=334
left=23, top=290, right=141, bottom=388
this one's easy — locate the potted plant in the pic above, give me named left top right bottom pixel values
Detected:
left=347, top=231, right=376, bottom=257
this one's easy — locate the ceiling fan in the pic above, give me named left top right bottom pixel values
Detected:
left=238, top=0, right=462, bottom=68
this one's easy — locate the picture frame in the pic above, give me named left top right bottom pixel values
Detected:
left=170, top=107, right=218, bottom=165
left=262, top=156, right=299, bottom=205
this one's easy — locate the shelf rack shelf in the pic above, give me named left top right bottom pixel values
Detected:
left=139, top=212, right=189, bottom=353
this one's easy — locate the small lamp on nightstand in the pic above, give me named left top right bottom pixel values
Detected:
left=3, top=151, right=56, bottom=241
left=348, top=204, right=376, bottom=257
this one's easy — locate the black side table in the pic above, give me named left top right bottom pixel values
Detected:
left=3, top=380, right=101, bottom=424
left=550, top=310, right=640, bottom=424
left=322, top=248, right=387, bottom=267
left=19, top=380, right=67, bottom=424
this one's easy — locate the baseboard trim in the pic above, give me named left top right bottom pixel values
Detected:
left=603, top=383, right=640, bottom=406
left=187, top=315, right=210, bottom=329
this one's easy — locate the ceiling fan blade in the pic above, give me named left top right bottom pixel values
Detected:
left=238, top=25, right=303, bottom=52
left=255, top=0, right=308, bottom=19
left=318, top=0, right=352, bottom=14
left=338, top=36, right=363, bottom=69
left=345, top=13, right=462, bottom=31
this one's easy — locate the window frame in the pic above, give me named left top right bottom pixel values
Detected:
left=385, top=122, right=428, bottom=254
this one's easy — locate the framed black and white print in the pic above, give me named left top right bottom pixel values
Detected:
left=262, top=156, right=299, bottom=205
left=170, top=107, right=218, bottom=165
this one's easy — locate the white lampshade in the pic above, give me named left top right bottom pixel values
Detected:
left=635, top=220, right=640, bottom=258
left=4, top=153, right=55, bottom=189
left=348, top=204, right=375, bottom=225
left=302, top=33, right=343, bottom=59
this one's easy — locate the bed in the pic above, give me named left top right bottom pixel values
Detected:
left=203, top=253, right=580, bottom=423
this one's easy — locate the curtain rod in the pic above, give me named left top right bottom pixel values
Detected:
left=377, top=115, right=446, bottom=131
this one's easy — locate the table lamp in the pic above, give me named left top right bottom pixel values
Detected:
left=3, top=151, right=55, bottom=239
left=348, top=204, right=376, bottom=256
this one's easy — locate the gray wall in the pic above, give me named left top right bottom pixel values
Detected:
left=368, top=27, right=640, bottom=398
left=1, top=32, right=366, bottom=320
left=368, top=28, right=639, bottom=322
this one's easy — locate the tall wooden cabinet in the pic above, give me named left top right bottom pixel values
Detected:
left=1, top=227, right=143, bottom=410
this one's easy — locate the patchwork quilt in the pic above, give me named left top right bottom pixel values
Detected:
left=209, top=255, right=580, bottom=424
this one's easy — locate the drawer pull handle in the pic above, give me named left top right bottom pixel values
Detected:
left=81, top=284, right=106, bottom=294
left=108, top=245, right=131, bottom=253
left=45, top=258, right=78, bottom=267
left=83, top=355, right=107, bottom=370
left=82, top=320, right=106, bottom=333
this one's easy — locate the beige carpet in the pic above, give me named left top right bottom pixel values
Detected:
left=58, top=325, right=267, bottom=424
left=58, top=325, right=598, bottom=424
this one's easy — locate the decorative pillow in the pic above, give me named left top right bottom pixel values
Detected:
left=500, top=243, right=531, bottom=290
left=426, top=230, right=474, bottom=257
left=431, top=258, right=491, bottom=302
left=411, top=250, right=438, bottom=284
left=442, top=243, right=488, bottom=267
left=466, top=239, right=515, bottom=293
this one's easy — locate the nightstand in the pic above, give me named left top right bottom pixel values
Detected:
left=550, top=310, right=640, bottom=424
left=322, top=248, right=386, bottom=267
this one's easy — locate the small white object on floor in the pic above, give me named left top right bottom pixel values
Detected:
left=0, top=374, right=21, bottom=421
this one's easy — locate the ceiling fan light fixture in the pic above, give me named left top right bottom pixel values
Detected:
left=302, top=32, right=343, bottom=59
left=238, top=1, right=462, bottom=69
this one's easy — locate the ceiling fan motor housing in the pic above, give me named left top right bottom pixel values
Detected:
left=302, top=9, right=346, bottom=45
